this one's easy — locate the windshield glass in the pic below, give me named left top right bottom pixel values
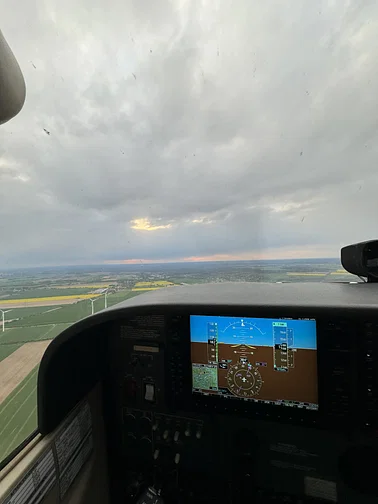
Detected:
left=0, top=0, right=374, bottom=464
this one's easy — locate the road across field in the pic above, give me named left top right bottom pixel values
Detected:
left=0, top=340, right=51, bottom=404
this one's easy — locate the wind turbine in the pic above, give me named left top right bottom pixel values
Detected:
left=0, top=309, right=12, bottom=332
left=89, top=298, right=98, bottom=316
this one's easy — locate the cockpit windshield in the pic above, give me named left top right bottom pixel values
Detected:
left=0, top=0, right=375, bottom=464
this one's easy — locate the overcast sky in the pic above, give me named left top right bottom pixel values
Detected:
left=1, top=0, right=378, bottom=267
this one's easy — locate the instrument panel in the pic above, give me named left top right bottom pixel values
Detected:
left=190, top=314, right=317, bottom=410
left=108, top=311, right=376, bottom=429
left=104, top=310, right=378, bottom=503
left=37, top=283, right=378, bottom=504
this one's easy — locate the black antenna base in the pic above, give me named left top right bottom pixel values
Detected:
left=341, top=240, right=378, bottom=282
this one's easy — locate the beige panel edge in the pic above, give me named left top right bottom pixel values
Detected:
left=0, top=433, right=42, bottom=482
left=0, top=429, right=59, bottom=503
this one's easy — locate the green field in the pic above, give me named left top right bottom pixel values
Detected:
left=0, top=366, right=39, bottom=462
left=0, top=323, right=72, bottom=345
left=2, top=305, right=61, bottom=320
left=6, top=290, right=142, bottom=328
left=0, top=344, right=22, bottom=363
left=7, top=303, right=96, bottom=327
left=106, top=290, right=142, bottom=307
left=1, top=287, right=94, bottom=299
left=0, top=289, right=144, bottom=464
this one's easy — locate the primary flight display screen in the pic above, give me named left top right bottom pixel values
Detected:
left=190, top=315, right=318, bottom=411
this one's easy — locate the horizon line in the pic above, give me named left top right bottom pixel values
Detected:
left=0, top=255, right=340, bottom=271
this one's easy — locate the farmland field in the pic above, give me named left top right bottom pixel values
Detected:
left=0, top=287, right=94, bottom=299
left=0, top=324, right=72, bottom=344
left=0, top=306, right=60, bottom=320
left=132, top=280, right=175, bottom=291
left=0, top=341, right=51, bottom=403
left=5, top=290, right=142, bottom=328
left=53, top=284, right=111, bottom=289
left=0, top=293, right=102, bottom=307
left=0, top=366, right=39, bottom=461
left=0, top=344, right=22, bottom=364
left=7, top=302, right=98, bottom=327
left=134, top=281, right=174, bottom=287
left=0, top=287, right=145, bottom=463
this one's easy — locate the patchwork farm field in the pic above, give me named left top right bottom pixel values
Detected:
left=0, top=344, right=22, bottom=364
left=5, top=291, right=142, bottom=328
left=1, top=306, right=62, bottom=319
left=132, top=280, right=175, bottom=291
left=0, top=288, right=145, bottom=462
left=0, top=287, right=94, bottom=299
left=0, top=366, right=39, bottom=461
left=0, top=293, right=102, bottom=308
left=0, top=323, right=72, bottom=344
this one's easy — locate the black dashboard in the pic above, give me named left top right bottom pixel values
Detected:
left=37, top=282, right=378, bottom=503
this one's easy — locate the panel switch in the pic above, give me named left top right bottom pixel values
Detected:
left=144, top=382, right=155, bottom=402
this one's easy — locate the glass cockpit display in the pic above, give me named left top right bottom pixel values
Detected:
left=190, top=315, right=318, bottom=411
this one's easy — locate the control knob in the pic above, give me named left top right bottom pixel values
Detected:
left=124, top=411, right=136, bottom=428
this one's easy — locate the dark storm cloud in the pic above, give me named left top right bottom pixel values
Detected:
left=1, top=0, right=378, bottom=267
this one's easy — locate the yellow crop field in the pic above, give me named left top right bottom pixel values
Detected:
left=134, top=281, right=174, bottom=287
left=330, top=270, right=350, bottom=275
left=53, top=284, right=110, bottom=289
left=132, top=280, right=176, bottom=291
left=286, top=272, right=326, bottom=277
left=0, top=294, right=101, bottom=305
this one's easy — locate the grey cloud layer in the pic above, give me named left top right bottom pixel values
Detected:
left=1, top=0, right=378, bottom=266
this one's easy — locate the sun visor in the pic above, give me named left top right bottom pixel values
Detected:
left=0, top=29, right=26, bottom=125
